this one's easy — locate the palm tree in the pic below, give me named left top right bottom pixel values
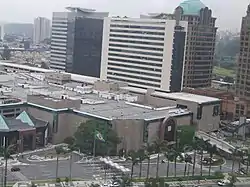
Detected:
left=230, top=147, right=240, bottom=174
left=137, top=148, right=146, bottom=178
left=229, top=174, right=237, bottom=187
left=152, top=138, right=168, bottom=178
left=245, top=150, right=250, bottom=174
left=191, top=138, right=199, bottom=177
left=143, top=143, right=154, bottom=179
left=207, top=144, right=217, bottom=176
left=126, top=150, right=139, bottom=180
left=67, top=143, right=78, bottom=181
left=55, top=145, right=65, bottom=179
left=197, top=139, right=209, bottom=177
left=170, top=147, right=183, bottom=178
left=0, top=144, right=15, bottom=187
left=164, top=150, right=172, bottom=177
left=183, top=154, right=192, bottom=177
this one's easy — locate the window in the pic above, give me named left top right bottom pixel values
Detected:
left=213, top=105, right=220, bottom=116
left=197, top=105, right=203, bottom=120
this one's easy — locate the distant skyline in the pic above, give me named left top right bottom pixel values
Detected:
left=0, top=0, right=249, bottom=31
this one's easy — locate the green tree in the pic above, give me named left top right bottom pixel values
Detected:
left=74, top=120, right=120, bottom=156
left=177, top=126, right=195, bottom=149
left=55, top=145, right=66, bottom=179
left=143, top=143, right=155, bottom=179
left=198, top=139, right=209, bottom=176
left=67, top=143, right=78, bottom=181
left=126, top=150, right=139, bottom=180
left=229, top=174, right=237, bottom=187
left=0, top=144, right=15, bottom=187
left=1, top=46, right=11, bottom=60
left=245, top=150, right=250, bottom=174
left=152, top=139, right=168, bottom=178
left=230, top=147, right=241, bottom=174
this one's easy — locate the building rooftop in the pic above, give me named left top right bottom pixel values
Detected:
left=153, top=92, right=220, bottom=104
left=179, top=0, right=206, bottom=15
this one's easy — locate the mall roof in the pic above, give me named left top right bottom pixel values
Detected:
left=179, top=0, right=206, bottom=15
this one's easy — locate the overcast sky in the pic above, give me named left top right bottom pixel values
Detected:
left=0, top=0, right=249, bottom=31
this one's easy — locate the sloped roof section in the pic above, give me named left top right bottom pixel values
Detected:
left=16, top=111, right=35, bottom=127
left=179, top=0, right=206, bottom=15
left=0, top=115, right=9, bottom=130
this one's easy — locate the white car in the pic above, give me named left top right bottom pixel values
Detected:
left=217, top=179, right=230, bottom=186
left=111, top=182, right=120, bottom=187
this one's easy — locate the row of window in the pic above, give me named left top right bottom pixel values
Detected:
left=108, top=62, right=162, bottom=72
left=109, top=39, right=164, bottom=46
left=109, top=43, right=163, bottom=51
left=110, top=29, right=165, bottom=35
left=107, top=72, right=161, bottom=83
left=107, top=76, right=160, bottom=88
left=107, top=67, right=161, bottom=77
left=108, top=52, right=162, bottom=62
left=108, top=48, right=163, bottom=57
left=109, top=34, right=165, bottom=41
left=108, top=57, right=162, bottom=67
left=110, top=24, right=165, bottom=30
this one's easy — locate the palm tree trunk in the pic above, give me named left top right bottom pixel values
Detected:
left=56, top=155, right=59, bottom=179
left=3, top=157, right=7, bottom=187
left=187, top=164, right=190, bottom=177
left=146, top=159, right=150, bottom=179
left=208, top=153, right=212, bottom=176
left=69, top=153, right=73, bottom=181
left=174, top=156, right=177, bottom=177
left=238, top=157, right=241, bottom=172
left=156, top=153, right=160, bottom=178
left=184, top=162, right=187, bottom=177
left=200, top=152, right=203, bottom=176
left=192, top=150, right=196, bottom=177
left=232, top=157, right=235, bottom=174
left=139, top=162, right=142, bottom=178
left=247, top=161, right=249, bottom=174
left=167, top=160, right=170, bottom=177
left=130, top=164, right=134, bottom=180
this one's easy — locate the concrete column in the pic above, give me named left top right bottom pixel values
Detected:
left=32, top=134, right=36, bottom=150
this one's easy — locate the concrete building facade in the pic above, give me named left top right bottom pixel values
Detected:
left=33, top=17, right=51, bottom=44
left=100, top=17, right=188, bottom=92
left=142, top=0, right=217, bottom=88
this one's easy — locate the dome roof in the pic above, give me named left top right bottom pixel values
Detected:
left=179, top=0, right=206, bottom=15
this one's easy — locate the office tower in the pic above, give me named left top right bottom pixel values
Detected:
left=33, top=17, right=51, bottom=44
left=142, top=0, right=217, bottom=88
left=236, top=4, right=250, bottom=102
left=50, top=7, right=108, bottom=77
left=100, top=17, right=188, bottom=92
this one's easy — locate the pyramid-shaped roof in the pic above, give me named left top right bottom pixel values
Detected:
left=179, top=0, right=206, bottom=15
left=0, top=115, right=9, bottom=130
left=16, top=111, right=35, bottom=127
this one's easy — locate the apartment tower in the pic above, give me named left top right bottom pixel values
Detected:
left=50, top=7, right=108, bottom=77
left=33, top=17, right=51, bottom=44
left=143, top=0, right=217, bottom=88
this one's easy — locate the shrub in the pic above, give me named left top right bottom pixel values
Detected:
left=65, top=177, right=69, bottom=183
left=56, top=178, right=61, bottom=183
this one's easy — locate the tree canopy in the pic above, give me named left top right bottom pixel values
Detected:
left=177, top=126, right=195, bottom=149
left=74, top=120, right=121, bottom=156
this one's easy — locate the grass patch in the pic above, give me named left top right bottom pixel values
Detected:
left=213, top=66, right=236, bottom=78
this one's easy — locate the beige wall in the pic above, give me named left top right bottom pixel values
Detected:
left=112, top=119, right=144, bottom=151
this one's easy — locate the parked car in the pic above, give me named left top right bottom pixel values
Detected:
left=11, top=167, right=20, bottom=172
left=217, top=179, right=230, bottom=186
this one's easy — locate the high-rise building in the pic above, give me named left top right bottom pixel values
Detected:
left=50, top=7, right=108, bottom=77
left=33, top=17, right=51, bottom=44
left=236, top=4, right=250, bottom=102
left=142, top=0, right=217, bottom=88
left=100, top=17, right=188, bottom=92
